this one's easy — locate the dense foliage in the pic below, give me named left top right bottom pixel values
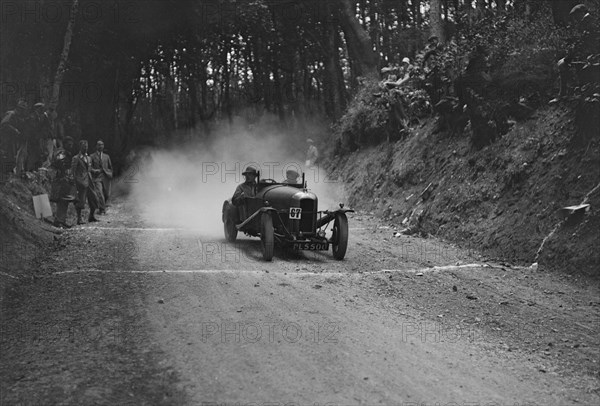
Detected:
left=335, top=0, right=599, bottom=151
left=1, top=0, right=598, bottom=164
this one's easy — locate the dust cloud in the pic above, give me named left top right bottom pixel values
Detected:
left=126, top=120, right=347, bottom=238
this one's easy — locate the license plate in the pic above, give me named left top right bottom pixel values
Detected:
left=289, top=207, right=302, bottom=220
left=293, top=242, right=329, bottom=251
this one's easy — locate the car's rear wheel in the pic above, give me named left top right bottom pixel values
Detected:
left=332, top=212, right=348, bottom=260
left=223, top=202, right=238, bottom=242
left=260, top=212, right=274, bottom=261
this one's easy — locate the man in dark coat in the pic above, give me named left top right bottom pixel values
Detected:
left=71, top=140, right=100, bottom=224
left=90, top=140, right=113, bottom=214
left=232, top=166, right=258, bottom=206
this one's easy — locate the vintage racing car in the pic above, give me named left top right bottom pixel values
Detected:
left=222, top=173, right=353, bottom=261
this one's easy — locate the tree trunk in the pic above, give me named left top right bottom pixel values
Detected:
left=338, top=0, right=379, bottom=80
left=324, top=21, right=342, bottom=119
left=443, top=0, right=449, bottom=21
left=430, top=0, right=445, bottom=43
left=49, top=0, right=79, bottom=111
left=335, top=29, right=348, bottom=113
left=189, top=77, right=198, bottom=128
left=272, top=60, right=284, bottom=121
left=381, top=11, right=391, bottom=64
left=199, top=63, right=208, bottom=119
left=112, top=66, right=121, bottom=148
left=476, top=0, right=486, bottom=15
left=368, top=1, right=380, bottom=62
left=412, top=0, right=422, bottom=28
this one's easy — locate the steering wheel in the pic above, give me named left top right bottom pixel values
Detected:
left=261, top=178, right=277, bottom=184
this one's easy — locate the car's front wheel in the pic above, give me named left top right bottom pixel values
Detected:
left=332, top=212, right=348, bottom=260
left=260, top=212, right=274, bottom=261
left=223, top=201, right=238, bottom=242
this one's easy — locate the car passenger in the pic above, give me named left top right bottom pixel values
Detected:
left=282, top=169, right=300, bottom=184
left=232, top=166, right=258, bottom=206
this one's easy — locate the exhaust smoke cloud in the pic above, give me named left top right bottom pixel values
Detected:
left=127, top=122, right=347, bottom=238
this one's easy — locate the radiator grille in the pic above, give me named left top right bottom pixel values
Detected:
left=300, top=199, right=316, bottom=233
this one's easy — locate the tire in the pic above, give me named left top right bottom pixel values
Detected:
left=260, top=212, right=274, bottom=261
left=332, top=212, right=349, bottom=260
left=224, top=217, right=238, bottom=242
left=223, top=203, right=238, bottom=242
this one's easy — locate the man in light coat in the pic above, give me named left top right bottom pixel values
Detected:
left=306, top=139, right=319, bottom=167
left=90, top=140, right=113, bottom=214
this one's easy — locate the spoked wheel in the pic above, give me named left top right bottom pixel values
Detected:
left=332, top=212, right=349, bottom=260
left=260, top=212, right=274, bottom=261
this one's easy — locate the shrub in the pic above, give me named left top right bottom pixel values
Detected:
left=335, top=79, right=431, bottom=151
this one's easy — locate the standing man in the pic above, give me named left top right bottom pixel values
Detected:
left=71, top=140, right=99, bottom=224
left=306, top=139, right=319, bottom=168
left=90, top=140, right=113, bottom=214
left=51, top=137, right=76, bottom=228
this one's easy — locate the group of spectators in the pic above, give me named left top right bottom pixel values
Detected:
left=51, top=138, right=113, bottom=228
left=377, top=35, right=442, bottom=134
left=0, top=99, right=113, bottom=228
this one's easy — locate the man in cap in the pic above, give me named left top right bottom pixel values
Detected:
left=423, top=35, right=441, bottom=68
left=232, top=166, right=258, bottom=206
left=306, top=139, right=319, bottom=167
left=283, top=169, right=300, bottom=184
left=90, top=140, right=113, bottom=214
left=51, top=136, right=76, bottom=228
left=71, top=140, right=100, bottom=224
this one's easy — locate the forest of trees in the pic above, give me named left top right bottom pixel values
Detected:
left=1, top=0, right=597, bottom=164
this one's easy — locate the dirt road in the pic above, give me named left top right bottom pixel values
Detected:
left=1, top=197, right=599, bottom=405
